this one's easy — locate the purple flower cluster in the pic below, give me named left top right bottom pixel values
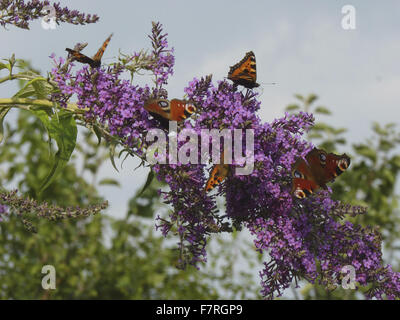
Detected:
left=0, top=203, right=8, bottom=222
left=147, top=21, right=175, bottom=88
left=247, top=193, right=382, bottom=298
left=51, top=61, right=152, bottom=150
left=50, top=22, right=176, bottom=155
left=48, top=21, right=400, bottom=299
left=0, top=190, right=107, bottom=232
left=0, top=0, right=99, bottom=29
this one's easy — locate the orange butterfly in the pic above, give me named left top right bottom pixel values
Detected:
left=228, top=51, right=259, bottom=89
left=205, top=151, right=230, bottom=192
left=144, top=98, right=196, bottom=129
left=205, top=163, right=229, bottom=192
left=66, top=33, right=113, bottom=68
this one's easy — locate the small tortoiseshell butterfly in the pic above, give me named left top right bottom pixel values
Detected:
left=228, top=51, right=259, bottom=89
left=66, top=33, right=113, bottom=68
left=205, top=150, right=231, bottom=192
left=291, top=148, right=350, bottom=199
left=144, top=98, right=196, bottom=129
left=205, top=163, right=229, bottom=192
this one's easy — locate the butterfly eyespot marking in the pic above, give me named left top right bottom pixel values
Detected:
left=293, top=170, right=304, bottom=179
left=185, top=104, right=196, bottom=114
left=291, top=148, right=351, bottom=199
left=158, top=100, right=170, bottom=110
left=319, top=152, right=327, bottom=164
left=338, top=158, right=349, bottom=171
left=294, top=189, right=306, bottom=199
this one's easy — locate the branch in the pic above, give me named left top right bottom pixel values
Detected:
left=0, top=98, right=85, bottom=113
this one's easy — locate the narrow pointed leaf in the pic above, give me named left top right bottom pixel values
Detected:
left=31, top=109, right=77, bottom=193
left=138, top=169, right=154, bottom=197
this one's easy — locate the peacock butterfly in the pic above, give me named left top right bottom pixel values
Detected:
left=144, top=98, right=196, bottom=129
left=291, top=148, right=350, bottom=199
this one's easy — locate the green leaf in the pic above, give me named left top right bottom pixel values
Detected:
left=0, top=62, right=9, bottom=71
left=109, top=143, right=119, bottom=172
left=138, top=170, right=154, bottom=197
left=294, top=94, right=304, bottom=102
left=334, top=138, right=347, bottom=145
left=31, top=109, right=77, bottom=193
left=285, top=104, right=300, bottom=111
left=92, top=125, right=102, bottom=145
left=307, top=132, right=323, bottom=139
left=13, top=77, right=50, bottom=99
left=314, top=106, right=331, bottom=115
left=10, top=54, right=15, bottom=67
left=306, top=94, right=318, bottom=105
left=99, top=178, right=120, bottom=187
left=84, top=163, right=98, bottom=174
left=0, top=107, right=11, bottom=143
left=2, top=56, right=14, bottom=72
left=372, top=122, right=388, bottom=136
left=390, top=155, right=400, bottom=169
left=353, top=144, right=377, bottom=163
left=31, top=79, right=48, bottom=99
left=332, top=128, right=347, bottom=135
left=312, top=123, right=332, bottom=132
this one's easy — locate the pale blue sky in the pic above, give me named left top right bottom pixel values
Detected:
left=1, top=0, right=400, bottom=219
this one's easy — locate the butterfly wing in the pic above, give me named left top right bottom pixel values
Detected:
left=228, top=51, right=259, bottom=89
left=144, top=99, right=196, bottom=129
left=205, top=163, right=230, bottom=192
left=66, top=33, right=113, bottom=68
left=92, top=33, right=113, bottom=64
left=291, top=148, right=351, bottom=199
left=65, top=49, right=96, bottom=67
left=143, top=99, right=171, bottom=129
left=291, top=157, right=320, bottom=198
left=306, top=148, right=350, bottom=188
left=144, top=99, right=171, bottom=118
left=205, top=149, right=230, bottom=192
left=169, top=99, right=196, bottom=122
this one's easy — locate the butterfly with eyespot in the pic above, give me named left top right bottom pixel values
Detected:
left=66, top=33, right=113, bottom=68
left=228, top=51, right=260, bottom=89
left=291, top=148, right=350, bottom=199
left=143, top=98, right=196, bottom=129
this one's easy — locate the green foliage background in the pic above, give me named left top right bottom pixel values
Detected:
left=0, top=107, right=261, bottom=299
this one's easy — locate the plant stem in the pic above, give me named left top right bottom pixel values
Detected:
left=0, top=98, right=85, bottom=113
left=0, top=74, right=17, bottom=84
